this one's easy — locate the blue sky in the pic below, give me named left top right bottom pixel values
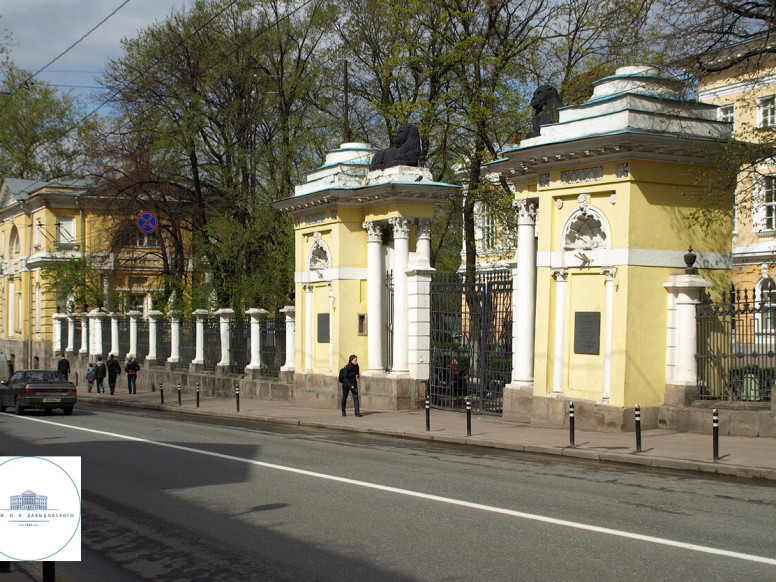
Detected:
left=0, top=0, right=187, bottom=104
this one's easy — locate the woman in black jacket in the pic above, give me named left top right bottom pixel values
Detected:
left=341, top=354, right=361, bottom=417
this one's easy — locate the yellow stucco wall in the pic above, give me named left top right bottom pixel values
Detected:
left=522, top=156, right=732, bottom=407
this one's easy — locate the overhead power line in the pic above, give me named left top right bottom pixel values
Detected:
left=0, top=0, right=133, bottom=114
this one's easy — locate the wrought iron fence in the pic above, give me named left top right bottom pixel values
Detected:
left=156, top=319, right=171, bottom=365
left=259, top=315, right=286, bottom=377
left=72, top=319, right=81, bottom=354
left=229, top=317, right=250, bottom=373
left=429, top=271, right=512, bottom=415
left=203, top=318, right=220, bottom=371
left=101, top=318, right=112, bottom=357
left=384, top=270, right=394, bottom=371
left=136, top=319, right=149, bottom=363
left=179, top=319, right=195, bottom=366
left=118, top=319, right=129, bottom=358
left=697, top=287, right=774, bottom=402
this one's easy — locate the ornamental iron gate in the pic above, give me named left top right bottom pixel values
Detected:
left=697, top=286, right=774, bottom=402
left=429, top=271, right=512, bottom=415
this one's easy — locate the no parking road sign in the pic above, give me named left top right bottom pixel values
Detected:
left=137, top=211, right=158, bottom=233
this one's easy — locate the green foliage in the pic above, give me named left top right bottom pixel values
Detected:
left=41, top=257, right=105, bottom=312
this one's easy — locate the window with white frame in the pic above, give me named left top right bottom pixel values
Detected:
left=480, top=205, right=498, bottom=250
left=758, top=96, right=776, bottom=128
left=130, top=231, right=161, bottom=248
left=754, top=174, right=776, bottom=232
left=55, top=216, right=77, bottom=244
left=760, top=277, right=776, bottom=332
left=718, top=103, right=734, bottom=127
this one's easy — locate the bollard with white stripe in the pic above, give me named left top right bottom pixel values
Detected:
left=466, top=397, right=472, bottom=437
left=160, top=382, right=164, bottom=405
left=196, top=382, right=200, bottom=408
left=425, top=394, right=430, bottom=432
left=713, top=408, right=719, bottom=460
left=177, top=383, right=182, bottom=406
left=569, top=402, right=575, bottom=447
left=635, top=405, right=642, bottom=453
left=235, top=385, right=240, bottom=412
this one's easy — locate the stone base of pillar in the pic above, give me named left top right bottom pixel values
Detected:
left=664, top=382, right=700, bottom=407
left=216, top=363, right=232, bottom=377
left=528, top=396, right=659, bottom=432
left=189, top=362, right=205, bottom=374
left=292, top=371, right=422, bottom=410
left=502, top=382, right=534, bottom=423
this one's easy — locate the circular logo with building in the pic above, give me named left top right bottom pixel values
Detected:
left=0, top=457, right=81, bottom=561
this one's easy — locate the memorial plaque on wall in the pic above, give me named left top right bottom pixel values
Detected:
left=574, top=312, right=601, bottom=355
left=317, top=313, right=330, bottom=343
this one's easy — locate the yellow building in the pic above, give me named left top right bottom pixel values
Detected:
left=489, top=67, right=733, bottom=429
left=698, top=48, right=776, bottom=295
left=0, top=178, right=169, bottom=369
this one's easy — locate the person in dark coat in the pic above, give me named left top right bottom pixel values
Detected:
left=125, top=355, right=140, bottom=394
left=94, top=355, right=106, bottom=394
left=340, top=354, right=361, bottom=417
left=57, top=353, right=71, bottom=381
left=106, top=354, right=121, bottom=395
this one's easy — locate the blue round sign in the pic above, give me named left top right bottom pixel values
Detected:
left=137, top=212, right=157, bottom=234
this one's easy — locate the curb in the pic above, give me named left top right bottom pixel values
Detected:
left=76, top=396, right=776, bottom=482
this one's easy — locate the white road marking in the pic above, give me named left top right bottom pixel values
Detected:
left=14, top=415, right=776, bottom=566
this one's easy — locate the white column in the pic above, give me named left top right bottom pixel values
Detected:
left=168, top=310, right=182, bottom=364
left=110, top=313, right=120, bottom=356
left=408, top=218, right=434, bottom=380
left=304, top=283, right=314, bottom=371
left=415, top=218, right=432, bottom=269
left=551, top=268, right=569, bottom=395
left=363, top=221, right=384, bottom=371
left=246, top=307, right=268, bottom=369
left=390, top=217, right=410, bottom=373
left=89, top=309, right=105, bottom=359
left=79, top=312, right=88, bottom=355
left=193, top=309, right=208, bottom=364
left=66, top=314, right=76, bottom=354
left=52, top=313, right=66, bottom=355
left=601, top=268, right=615, bottom=403
left=147, top=309, right=162, bottom=362
left=217, top=307, right=233, bottom=367
left=664, top=274, right=713, bottom=385
left=280, top=305, right=296, bottom=372
left=128, top=310, right=140, bottom=358
left=513, top=199, right=538, bottom=385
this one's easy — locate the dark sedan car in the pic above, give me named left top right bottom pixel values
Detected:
left=0, top=370, right=77, bottom=415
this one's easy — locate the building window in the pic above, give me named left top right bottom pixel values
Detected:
left=480, top=205, right=498, bottom=250
left=130, top=231, right=161, bottom=248
left=358, top=314, right=367, bottom=335
left=718, top=103, right=734, bottom=127
left=9, top=226, right=19, bottom=256
left=758, top=96, right=776, bottom=128
left=760, top=277, right=776, bottom=332
left=762, top=176, right=776, bottom=231
left=55, top=217, right=77, bottom=244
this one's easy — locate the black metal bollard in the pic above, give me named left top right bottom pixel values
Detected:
left=160, top=382, right=164, bottom=405
left=569, top=402, right=575, bottom=447
left=196, top=382, right=200, bottom=408
left=177, top=383, right=182, bottom=406
left=235, top=385, right=240, bottom=412
left=466, top=398, right=472, bottom=437
left=425, top=395, right=430, bottom=432
left=635, top=404, right=642, bottom=453
left=43, top=562, right=55, bottom=582
left=713, top=408, right=719, bottom=460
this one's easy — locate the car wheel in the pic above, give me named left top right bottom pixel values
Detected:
left=14, top=398, right=24, bottom=416
left=63, top=406, right=74, bottom=416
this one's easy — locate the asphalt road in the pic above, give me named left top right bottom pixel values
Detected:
left=1, top=404, right=775, bottom=581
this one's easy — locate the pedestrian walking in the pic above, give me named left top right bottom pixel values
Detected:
left=94, top=356, right=106, bottom=394
left=106, top=354, right=121, bottom=395
left=85, top=363, right=96, bottom=392
left=125, top=356, right=140, bottom=394
left=57, top=353, right=71, bottom=381
left=339, top=354, right=362, bottom=417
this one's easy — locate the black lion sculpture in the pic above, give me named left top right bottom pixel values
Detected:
left=369, top=123, right=422, bottom=171
left=524, top=85, right=563, bottom=138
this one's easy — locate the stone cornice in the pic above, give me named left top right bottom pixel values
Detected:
left=271, top=181, right=459, bottom=215
left=489, top=133, right=728, bottom=180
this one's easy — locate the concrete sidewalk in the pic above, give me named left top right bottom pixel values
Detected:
left=73, top=383, right=776, bottom=482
